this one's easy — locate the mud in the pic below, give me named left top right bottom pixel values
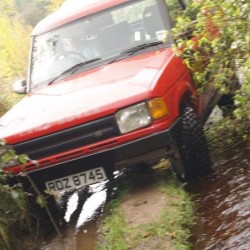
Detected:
left=120, top=184, right=167, bottom=226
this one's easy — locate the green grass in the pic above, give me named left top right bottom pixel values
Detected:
left=98, top=188, right=131, bottom=250
left=158, top=179, right=194, bottom=250
left=97, top=175, right=195, bottom=250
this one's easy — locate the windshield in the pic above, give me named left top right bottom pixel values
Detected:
left=30, top=0, right=172, bottom=90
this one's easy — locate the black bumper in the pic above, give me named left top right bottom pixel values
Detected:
left=26, top=118, right=182, bottom=193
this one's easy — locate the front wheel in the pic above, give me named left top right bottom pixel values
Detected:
left=170, top=107, right=213, bottom=182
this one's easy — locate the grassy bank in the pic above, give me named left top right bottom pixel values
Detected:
left=97, top=173, right=195, bottom=250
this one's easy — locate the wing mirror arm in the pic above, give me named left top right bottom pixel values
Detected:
left=13, top=79, right=27, bottom=94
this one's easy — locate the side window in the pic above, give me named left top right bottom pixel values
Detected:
left=111, top=0, right=154, bottom=24
left=111, top=0, right=155, bottom=42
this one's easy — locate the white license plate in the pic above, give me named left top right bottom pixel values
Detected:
left=45, top=167, right=106, bottom=192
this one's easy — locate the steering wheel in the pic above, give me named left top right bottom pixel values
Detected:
left=51, top=51, right=86, bottom=63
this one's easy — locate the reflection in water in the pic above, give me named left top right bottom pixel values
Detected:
left=63, top=181, right=108, bottom=228
left=188, top=141, right=250, bottom=250
left=76, top=189, right=106, bottom=229
left=65, top=192, right=78, bottom=223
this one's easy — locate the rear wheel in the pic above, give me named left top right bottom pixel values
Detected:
left=170, top=106, right=212, bottom=182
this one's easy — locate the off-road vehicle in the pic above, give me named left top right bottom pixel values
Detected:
left=1, top=0, right=217, bottom=195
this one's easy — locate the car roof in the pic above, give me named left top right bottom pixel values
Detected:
left=32, top=0, right=129, bottom=36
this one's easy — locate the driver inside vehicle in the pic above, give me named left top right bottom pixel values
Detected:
left=65, top=34, right=84, bottom=52
left=64, top=32, right=101, bottom=60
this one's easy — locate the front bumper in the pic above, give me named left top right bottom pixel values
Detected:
left=22, top=118, right=182, bottom=193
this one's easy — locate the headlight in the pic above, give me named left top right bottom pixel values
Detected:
left=115, top=99, right=169, bottom=134
left=115, top=102, right=152, bottom=134
left=115, top=98, right=168, bottom=134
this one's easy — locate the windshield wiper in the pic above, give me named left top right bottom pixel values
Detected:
left=48, top=57, right=101, bottom=85
left=109, top=41, right=164, bottom=64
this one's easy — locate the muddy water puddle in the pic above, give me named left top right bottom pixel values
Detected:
left=40, top=181, right=113, bottom=250
left=188, top=140, right=250, bottom=250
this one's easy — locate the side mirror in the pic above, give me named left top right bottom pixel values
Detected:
left=13, top=79, right=27, bottom=94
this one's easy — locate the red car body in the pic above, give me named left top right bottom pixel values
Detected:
left=0, top=0, right=217, bottom=192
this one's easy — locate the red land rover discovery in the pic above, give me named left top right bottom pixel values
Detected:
left=0, top=0, right=217, bottom=195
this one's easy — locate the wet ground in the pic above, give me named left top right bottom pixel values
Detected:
left=188, top=139, right=250, bottom=250
left=39, top=109, right=250, bottom=249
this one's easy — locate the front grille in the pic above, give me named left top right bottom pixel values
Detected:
left=13, top=116, right=120, bottom=160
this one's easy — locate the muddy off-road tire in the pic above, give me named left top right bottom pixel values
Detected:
left=170, top=107, right=212, bottom=182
